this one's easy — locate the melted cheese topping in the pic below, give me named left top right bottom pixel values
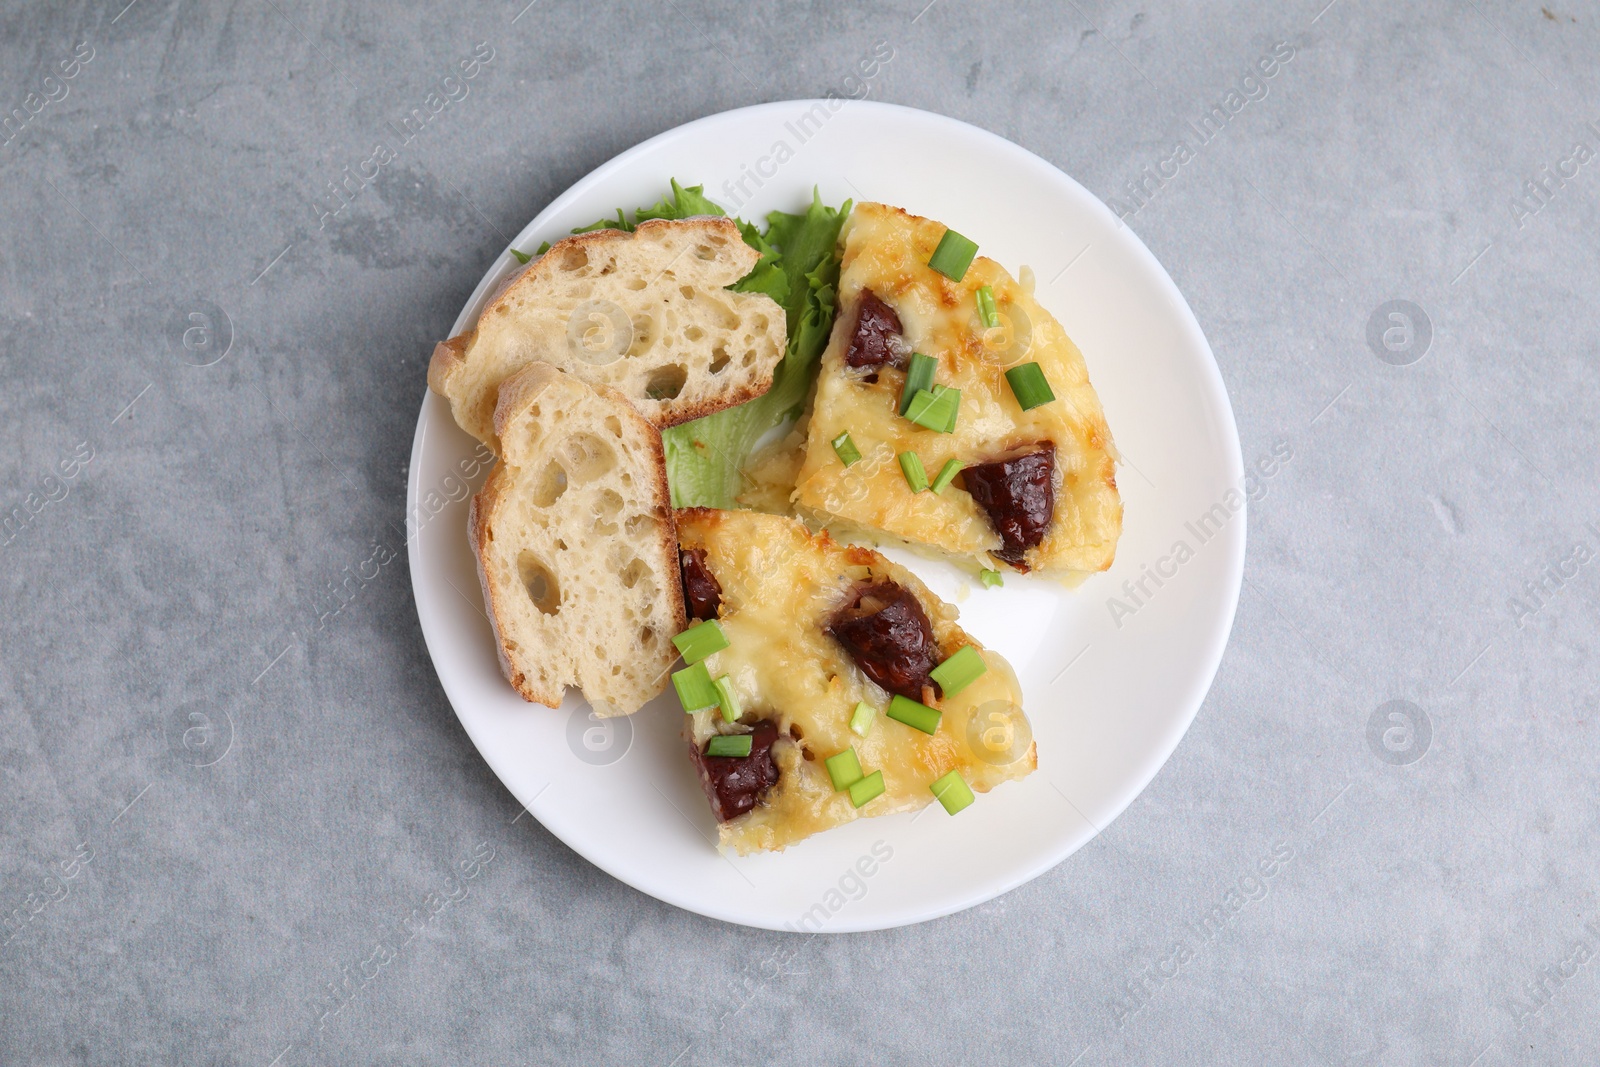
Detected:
left=678, top=508, right=1035, bottom=854
left=793, top=202, right=1123, bottom=574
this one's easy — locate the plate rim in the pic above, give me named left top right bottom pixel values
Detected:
left=407, top=98, right=1246, bottom=931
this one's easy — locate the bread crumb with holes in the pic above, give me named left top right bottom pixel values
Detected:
left=470, top=363, right=684, bottom=714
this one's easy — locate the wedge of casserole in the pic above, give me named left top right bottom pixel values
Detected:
left=671, top=508, right=1036, bottom=854
left=793, top=201, right=1122, bottom=575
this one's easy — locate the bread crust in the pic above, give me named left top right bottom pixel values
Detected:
left=427, top=334, right=469, bottom=398
left=467, top=480, right=543, bottom=703
left=429, top=217, right=786, bottom=449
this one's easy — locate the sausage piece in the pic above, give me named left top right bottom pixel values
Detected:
left=679, top=547, right=722, bottom=621
left=829, top=580, right=938, bottom=701
left=692, top=720, right=781, bottom=821
left=843, top=289, right=905, bottom=371
left=964, top=444, right=1056, bottom=569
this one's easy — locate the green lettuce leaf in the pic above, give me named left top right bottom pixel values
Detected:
left=571, top=208, right=631, bottom=234
left=634, top=178, right=726, bottom=224
left=729, top=219, right=788, bottom=307
left=563, top=179, right=728, bottom=237
left=662, top=188, right=851, bottom=508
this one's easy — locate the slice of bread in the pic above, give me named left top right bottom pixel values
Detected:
left=469, top=362, right=685, bottom=714
left=430, top=217, right=786, bottom=452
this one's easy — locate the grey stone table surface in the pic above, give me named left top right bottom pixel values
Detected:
left=2, top=0, right=1598, bottom=1063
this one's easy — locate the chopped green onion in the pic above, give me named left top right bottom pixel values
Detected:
left=849, top=701, right=876, bottom=737
left=671, top=619, right=729, bottom=665
left=976, top=286, right=999, bottom=328
left=929, top=770, right=975, bottom=814
left=831, top=431, right=862, bottom=467
left=898, top=451, right=928, bottom=492
left=509, top=248, right=533, bottom=265
left=672, top=662, right=719, bottom=713
left=535, top=240, right=552, bottom=255
left=848, top=770, right=885, bottom=808
left=887, top=694, right=941, bottom=735
left=939, top=388, right=961, bottom=432
left=824, top=748, right=864, bottom=791
left=903, top=388, right=938, bottom=426
left=940, top=386, right=963, bottom=431
left=713, top=675, right=741, bottom=724
left=928, top=229, right=978, bottom=281
left=899, top=352, right=937, bottom=415
left=930, top=646, right=988, bottom=696
left=706, top=734, right=753, bottom=758
left=979, top=568, right=1004, bottom=588
left=1005, top=362, right=1056, bottom=411
left=908, top=386, right=959, bottom=433
left=931, top=457, right=962, bottom=494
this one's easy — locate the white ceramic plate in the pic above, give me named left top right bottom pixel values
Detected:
left=407, top=100, right=1243, bottom=932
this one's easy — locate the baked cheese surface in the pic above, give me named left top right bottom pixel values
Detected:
left=678, top=508, right=1035, bottom=855
left=793, top=202, right=1122, bottom=574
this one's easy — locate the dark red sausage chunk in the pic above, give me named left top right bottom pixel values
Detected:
left=843, top=289, right=905, bottom=370
left=693, top=720, right=781, bottom=821
left=829, top=581, right=938, bottom=701
left=964, top=444, right=1056, bottom=569
left=679, top=547, right=722, bottom=621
